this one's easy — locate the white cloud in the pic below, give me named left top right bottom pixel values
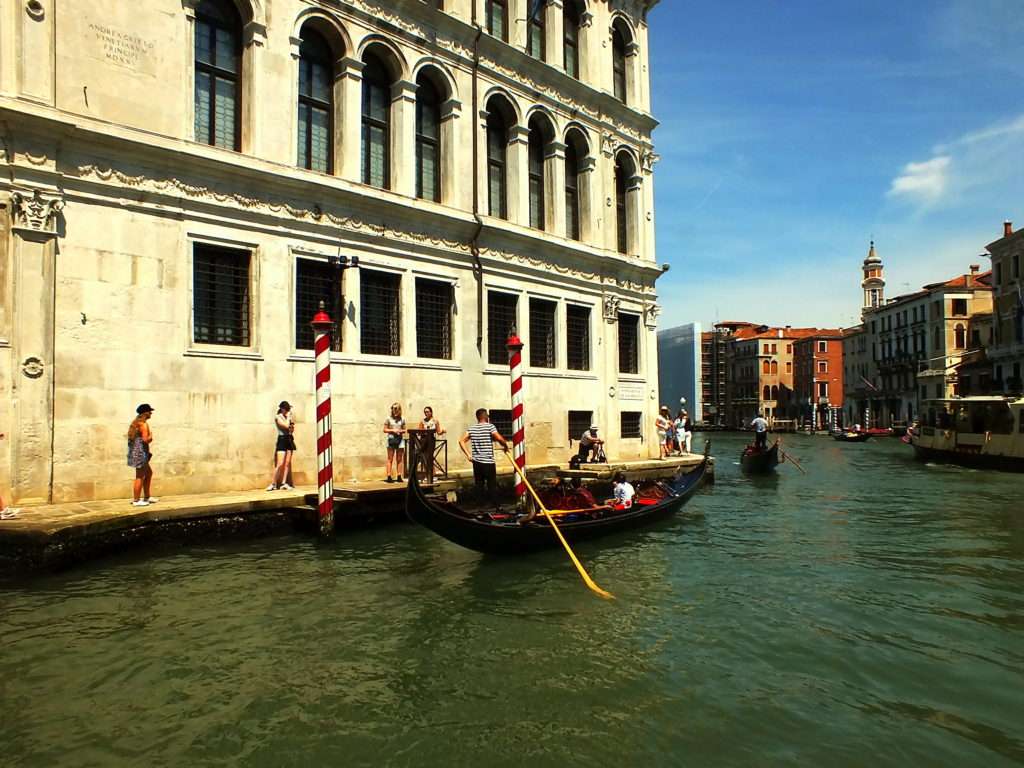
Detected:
left=887, top=156, right=951, bottom=202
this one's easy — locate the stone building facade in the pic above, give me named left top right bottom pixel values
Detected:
left=986, top=220, right=1024, bottom=393
left=0, top=0, right=664, bottom=504
left=792, top=331, right=843, bottom=430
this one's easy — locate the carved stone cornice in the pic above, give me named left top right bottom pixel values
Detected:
left=10, top=187, right=64, bottom=237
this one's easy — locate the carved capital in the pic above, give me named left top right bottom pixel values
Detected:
left=644, top=302, right=660, bottom=330
left=641, top=149, right=660, bottom=173
left=10, top=188, right=64, bottom=236
left=603, top=294, right=621, bottom=323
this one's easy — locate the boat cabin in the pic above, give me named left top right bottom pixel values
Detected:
left=921, top=397, right=1024, bottom=436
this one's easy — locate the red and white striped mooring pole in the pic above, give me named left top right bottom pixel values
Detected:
left=311, top=302, right=334, bottom=536
left=507, top=328, right=526, bottom=503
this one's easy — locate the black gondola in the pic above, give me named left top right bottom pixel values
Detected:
left=405, top=451, right=710, bottom=556
left=832, top=431, right=871, bottom=442
left=740, top=440, right=780, bottom=473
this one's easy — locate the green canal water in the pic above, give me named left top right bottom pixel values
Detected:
left=2, top=433, right=1024, bottom=767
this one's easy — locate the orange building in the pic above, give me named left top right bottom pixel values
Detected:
left=793, top=331, right=845, bottom=430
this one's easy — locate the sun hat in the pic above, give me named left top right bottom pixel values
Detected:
left=136, top=403, right=154, bottom=414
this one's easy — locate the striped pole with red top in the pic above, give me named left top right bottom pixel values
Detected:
left=311, top=301, right=335, bottom=536
left=507, top=327, right=526, bottom=502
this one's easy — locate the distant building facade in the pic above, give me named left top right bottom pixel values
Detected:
left=657, top=323, right=702, bottom=423
left=986, top=220, right=1024, bottom=393
left=793, top=331, right=844, bottom=430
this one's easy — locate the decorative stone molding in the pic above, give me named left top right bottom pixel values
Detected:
left=22, top=356, right=45, bottom=378
left=640, top=149, right=660, bottom=173
left=643, top=302, right=660, bottom=329
left=601, top=132, right=617, bottom=157
left=10, top=188, right=64, bottom=236
left=25, top=0, right=45, bottom=21
left=603, top=294, right=621, bottom=322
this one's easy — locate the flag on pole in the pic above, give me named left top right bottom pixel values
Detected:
left=528, top=0, right=545, bottom=22
left=860, top=375, right=879, bottom=392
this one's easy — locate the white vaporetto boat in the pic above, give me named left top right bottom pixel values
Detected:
left=910, top=396, right=1024, bottom=472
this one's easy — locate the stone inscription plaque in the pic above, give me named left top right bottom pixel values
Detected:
left=618, top=382, right=645, bottom=401
left=89, top=23, right=155, bottom=70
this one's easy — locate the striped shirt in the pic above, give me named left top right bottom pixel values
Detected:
left=467, top=422, right=498, bottom=463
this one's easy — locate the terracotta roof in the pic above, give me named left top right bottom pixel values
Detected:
left=922, top=270, right=992, bottom=291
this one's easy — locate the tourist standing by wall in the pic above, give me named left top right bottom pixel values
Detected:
left=267, top=401, right=295, bottom=491
left=656, top=406, right=672, bottom=459
left=127, top=404, right=156, bottom=506
left=384, top=403, right=407, bottom=483
left=416, top=406, right=446, bottom=481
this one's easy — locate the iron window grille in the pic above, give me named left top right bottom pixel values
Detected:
left=488, top=291, right=517, bottom=365
left=194, top=0, right=241, bottom=150
left=568, top=410, right=592, bottom=441
left=489, top=409, right=513, bottom=439
left=361, top=54, right=390, bottom=189
left=621, top=411, right=642, bottom=438
left=295, top=259, right=342, bottom=351
left=416, top=278, right=453, bottom=359
left=415, top=76, right=441, bottom=202
left=529, top=298, right=556, bottom=368
left=193, top=243, right=250, bottom=346
left=618, top=312, right=639, bottom=374
left=360, top=269, right=401, bottom=356
left=297, top=30, right=333, bottom=173
left=566, top=304, right=591, bottom=370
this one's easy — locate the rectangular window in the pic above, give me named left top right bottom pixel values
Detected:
left=621, top=411, right=642, bottom=438
left=786, top=361, right=792, bottom=373
left=487, top=0, right=507, bottom=41
left=817, top=340, right=827, bottom=352
left=952, top=298, right=967, bottom=316
left=995, top=262, right=1003, bottom=285
left=566, top=304, right=591, bottom=371
left=529, top=298, right=557, bottom=368
left=360, top=269, right=401, bottom=356
left=1013, top=254, right=1020, bottom=280
left=193, top=243, right=250, bottom=346
left=527, top=14, right=544, bottom=60
left=489, top=408, right=513, bottom=439
left=487, top=290, right=518, bottom=365
left=568, top=410, right=592, bottom=441
left=817, top=360, right=827, bottom=373
left=295, top=258, right=342, bottom=351
left=618, top=312, right=639, bottom=374
left=415, top=278, right=453, bottom=359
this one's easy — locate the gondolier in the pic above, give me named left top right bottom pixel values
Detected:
left=751, top=412, right=769, bottom=449
left=459, top=408, right=510, bottom=510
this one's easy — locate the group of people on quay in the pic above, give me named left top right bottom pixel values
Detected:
left=655, top=406, right=695, bottom=459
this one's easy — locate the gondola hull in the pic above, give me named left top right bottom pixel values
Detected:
left=740, top=442, right=780, bottom=473
left=405, top=459, right=709, bottom=555
left=832, top=432, right=871, bottom=442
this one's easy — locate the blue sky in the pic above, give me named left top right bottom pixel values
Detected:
left=648, top=0, right=1024, bottom=331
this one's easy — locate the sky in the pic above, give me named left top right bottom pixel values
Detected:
left=648, top=0, right=1024, bottom=332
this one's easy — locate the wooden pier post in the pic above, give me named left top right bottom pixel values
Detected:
left=311, top=302, right=335, bottom=537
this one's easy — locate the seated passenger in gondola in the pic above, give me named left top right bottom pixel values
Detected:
left=605, top=471, right=635, bottom=510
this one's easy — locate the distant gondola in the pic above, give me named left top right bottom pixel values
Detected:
left=832, top=431, right=872, bottom=443
left=405, top=451, right=710, bottom=556
left=740, top=440, right=780, bottom=473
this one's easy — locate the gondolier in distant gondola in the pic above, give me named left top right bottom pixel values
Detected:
left=751, top=412, right=769, bottom=450
left=459, top=408, right=510, bottom=510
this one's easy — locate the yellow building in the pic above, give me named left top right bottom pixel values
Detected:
left=0, top=0, right=665, bottom=504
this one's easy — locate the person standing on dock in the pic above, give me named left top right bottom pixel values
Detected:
left=384, top=403, right=407, bottom=483
left=656, top=406, right=673, bottom=459
left=751, top=412, right=769, bottom=450
left=127, top=404, right=157, bottom=506
left=415, top=406, right=446, bottom=482
left=266, top=401, right=296, bottom=491
left=459, top=408, right=510, bottom=510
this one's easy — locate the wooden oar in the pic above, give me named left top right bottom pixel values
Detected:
left=503, top=451, right=615, bottom=600
left=779, top=447, right=807, bottom=474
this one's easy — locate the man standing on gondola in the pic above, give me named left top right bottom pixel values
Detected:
left=751, top=412, right=769, bottom=450
left=459, top=408, right=510, bottom=510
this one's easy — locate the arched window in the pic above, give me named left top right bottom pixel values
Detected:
left=770, top=360, right=778, bottom=374
left=564, top=138, right=581, bottom=240
left=297, top=28, right=334, bottom=173
left=954, top=323, right=966, bottom=349
left=933, top=327, right=941, bottom=350
left=361, top=52, right=391, bottom=189
left=486, top=0, right=507, bottom=42
left=762, top=360, right=770, bottom=374
left=771, top=385, right=778, bottom=400
left=763, top=385, right=770, bottom=401
left=528, top=118, right=547, bottom=230
left=194, top=0, right=241, bottom=150
left=563, top=0, right=581, bottom=79
left=614, top=153, right=629, bottom=254
left=415, top=74, right=441, bottom=202
left=485, top=99, right=512, bottom=219
left=612, top=25, right=627, bottom=103
left=527, top=2, right=545, bottom=60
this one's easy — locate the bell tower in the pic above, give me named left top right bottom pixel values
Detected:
left=861, top=240, right=884, bottom=315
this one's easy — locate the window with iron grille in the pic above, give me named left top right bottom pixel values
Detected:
left=297, top=29, right=333, bottom=173
left=416, top=278, right=452, bottom=359
left=360, top=269, right=401, bottom=355
left=361, top=53, right=390, bottom=189
left=621, top=411, right=642, bottom=438
left=488, top=291, right=517, bottom=365
left=529, top=298, right=556, bottom=368
left=295, top=258, right=342, bottom=351
left=566, top=304, right=590, bottom=370
left=489, top=409, right=513, bottom=439
left=193, top=243, right=250, bottom=346
left=618, top=312, right=639, bottom=374
left=568, top=410, right=592, bottom=441
left=194, top=0, right=241, bottom=150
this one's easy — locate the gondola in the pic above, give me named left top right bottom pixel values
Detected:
left=405, top=450, right=710, bottom=556
left=740, top=440, right=780, bottom=473
left=832, top=431, right=871, bottom=442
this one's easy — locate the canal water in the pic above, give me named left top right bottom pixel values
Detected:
left=2, top=433, right=1023, bottom=767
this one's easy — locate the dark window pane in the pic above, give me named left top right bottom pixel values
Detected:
left=362, top=55, right=390, bottom=189
left=529, top=298, right=556, bottom=368
left=295, top=259, right=343, bottom=351
left=360, top=270, right=401, bottom=355
left=416, top=77, right=441, bottom=202
left=488, top=0, right=507, bottom=40
left=486, top=111, right=507, bottom=218
left=564, top=1, right=580, bottom=78
left=566, top=304, right=590, bottom=370
left=568, top=410, right=592, bottom=441
left=193, top=244, right=250, bottom=346
left=528, top=127, right=545, bottom=230
left=416, top=278, right=453, bottom=359
left=618, top=312, right=639, bottom=374
left=621, top=411, right=642, bottom=438
left=615, top=158, right=628, bottom=254
left=489, top=409, right=513, bottom=439
left=564, top=141, right=580, bottom=240
left=194, top=1, right=240, bottom=150
left=488, top=291, right=517, bottom=365
left=613, top=27, right=627, bottom=102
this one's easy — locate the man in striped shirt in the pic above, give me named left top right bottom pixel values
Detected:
left=459, top=408, right=510, bottom=509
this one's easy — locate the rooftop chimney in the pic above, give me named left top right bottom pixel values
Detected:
left=970, top=264, right=979, bottom=274
left=1005, top=220, right=1013, bottom=238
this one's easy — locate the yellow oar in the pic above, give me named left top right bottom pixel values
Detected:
left=503, top=451, right=614, bottom=600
